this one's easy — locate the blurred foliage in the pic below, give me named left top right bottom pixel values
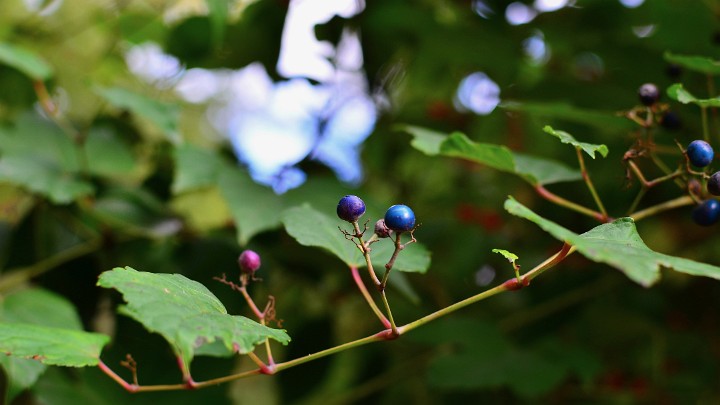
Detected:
left=2, top=0, right=720, bottom=403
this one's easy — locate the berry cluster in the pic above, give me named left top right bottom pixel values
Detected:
left=683, top=140, right=720, bottom=226
left=337, top=195, right=417, bottom=234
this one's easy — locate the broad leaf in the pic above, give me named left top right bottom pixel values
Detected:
left=664, top=52, right=720, bottom=75
left=405, top=127, right=581, bottom=185
left=281, top=205, right=430, bottom=273
left=543, top=126, right=608, bottom=159
left=172, top=143, right=224, bottom=193
left=0, top=288, right=86, bottom=401
left=97, top=267, right=290, bottom=372
left=666, top=83, right=720, bottom=108
left=0, top=42, right=53, bottom=80
left=500, top=101, right=632, bottom=131
left=504, top=197, right=720, bottom=286
left=95, top=87, right=180, bottom=142
left=218, top=166, right=284, bottom=246
left=84, top=127, right=136, bottom=177
left=0, top=323, right=108, bottom=367
left=0, top=156, right=93, bottom=204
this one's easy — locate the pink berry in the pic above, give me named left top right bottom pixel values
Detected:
left=238, top=250, right=261, bottom=274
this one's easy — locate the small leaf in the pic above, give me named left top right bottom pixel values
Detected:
left=97, top=267, right=290, bottom=372
left=95, top=87, right=180, bottom=142
left=403, top=127, right=581, bottom=185
left=500, top=101, right=633, bottom=131
left=0, top=323, right=109, bottom=367
left=667, top=83, right=720, bottom=108
left=492, top=248, right=518, bottom=263
left=0, top=42, right=53, bottom=80
left=543, top=126, right=608, bottom=159
left=664, top=52, right=720, bottom=75
left=504, top=196, right=720, bottom=286
left=219, top=166, right=284, bottom=246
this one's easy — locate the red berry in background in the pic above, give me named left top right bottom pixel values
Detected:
left=238, top=250, right=261, bottom=274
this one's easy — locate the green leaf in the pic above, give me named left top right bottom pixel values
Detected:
left=500, top=101, right=633, bottom=131
left=206, top=0, right=228, bottom=47
left=0, top=323, right=109, bottom=367
left=492, top=248, right=518, bottom=263
left=504, top=196, right=720, bottom=286
left=172, top=143, right=225, bottom=193
left=84, top=127, right=136, bottom=177
left=666, top=83, right=720, bottom=108
left=403, top=126, right=581, bottom=185
left=95, top=87, right=180, bottom=142
left=97, top=267, right=290, bottom=372
left=664, top=52, right=720, bottom=75
left=0, top=288, right=86, bottom=401
left=0, top=156, right=94, bottom=204
left=543, top=126, right=608, bottom=159
left=281, top=205, right=431, bottom=273
left=218, top=166, right=284, bottom=246
left=0, top=42, right=53, bottom=80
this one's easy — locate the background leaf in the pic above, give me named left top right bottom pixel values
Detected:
left=0, top=324, right=108, bottom=367
left=666, top=83, right=720, bottom=108
left=95, top=87, right=180, bottom=142
left=664, top=52, right=720, bottom=75
left=0, top=42, right=53, bottom=80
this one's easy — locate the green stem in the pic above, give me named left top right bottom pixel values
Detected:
left=629, top=195, right=694, bottom=222
left=576, top=148, right=607, bottom=219
left=380, top=291, right=398, bottom=336
left=0, top=238, right=102, bottom=292
left=351, top=266, right=391, bottom=329
left=353, top=221, right=380, bottom=286
left=534, top=185, right=608, bottom=222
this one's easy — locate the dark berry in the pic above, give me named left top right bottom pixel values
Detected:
left=337, top=195, right=366, bottom=223
left=660, top=111, right=681, bottom=130
left=238, top=250, right=261, bottom=274
left=374, top=219, right=392, bottom=238
left=686, top=140, right=714, bottom=168
left=638, top=83, right=660, bottom=106
left=708, top=172, right=720, bottom=196
left=692, top=199, right=720, bottom=226
left=384, top=204, right=416, bottom=232
left=665, top=64, right=682, bottom=79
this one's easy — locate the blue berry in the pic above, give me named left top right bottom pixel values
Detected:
left=384, top=204, right=416, bottom=232
left=238, top=250, right=261, bottom=274
left=337, top=195, right=366, bottom=222
left=687, top=140, right=714, bottom=168
left=708, top=171, right=720, bottom=196
left=692, top=199, right=720, bottom=226
left=638, top=83, right=660, bottom=106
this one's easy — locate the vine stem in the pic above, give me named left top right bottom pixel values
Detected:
left=576, top=148, right=607, bottom=220
left=353, top=221, right=381, bottom=286
left=98, top=243, right=574, bottom=393
left=350, top=266, right=391, bottom=329
left=534, top=185, right=608, bottom=222
left=629, top=195, right=695, bottom=222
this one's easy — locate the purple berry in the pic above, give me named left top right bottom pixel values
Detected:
left=686, top=140, right=714, bottom=168
left=692, top=199, right=720, bottom=226
left=337, top=195, right=366, bottom=223
left=374, top=219, right=392, bottom=238
left=638, top=83, right=660, bottom=106
left=238, top=250, right=261, bottom=274
left=709, top=171, right=720, bottom=196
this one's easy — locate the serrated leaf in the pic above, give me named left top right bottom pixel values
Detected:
left=664, top=52, right=720, bottom=75
left=0, top=42, right=53, bottom=80
left=0, top=156, right=94, bottom=204
left=97, top=267, right=290, bottom=372
left=0, top=288, right=86, bottom=401
left=543, top=126, right=608, bottom=159
left=504, top=196, right=720, bottom=286
left=666, top=83, right=720, bottom=108
left=172, top=143, right=224, bottom=193
left=403, top=127, right=581, bottom=185
left=95, top=87, right=180, bottom=142
left=0, top=323, right=108, bottom=367
left=218, top=166, right=284, bottom=246
left=281, top=205, right=431, bottom=273
left=492, top=249, right=518, bottom=263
